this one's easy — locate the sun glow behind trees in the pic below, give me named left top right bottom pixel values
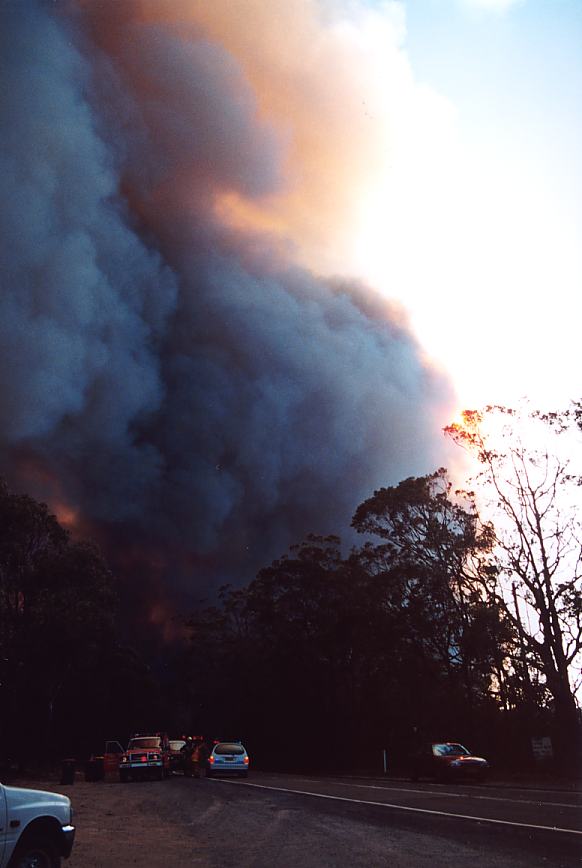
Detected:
left=446, top=405, right=582, bottom=724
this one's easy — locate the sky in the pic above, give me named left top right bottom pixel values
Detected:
left=353, top=0, right=582, bottom=408
left=0, top=0, right=580, bottom=617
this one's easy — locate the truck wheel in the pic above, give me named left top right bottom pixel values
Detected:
left=8, top=834, right=60, bottom=868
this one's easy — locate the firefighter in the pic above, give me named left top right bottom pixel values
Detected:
left=191, top=738, right=206, bottom=778
left=181, top=737, right=194, bottom=777
left=198, top=738, right=209, bottom=773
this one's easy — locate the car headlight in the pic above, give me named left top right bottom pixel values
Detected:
left=121, top=756, right=128, bottom=763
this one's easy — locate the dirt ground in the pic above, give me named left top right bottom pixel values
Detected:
left=14, top=773, right=228, bottom=867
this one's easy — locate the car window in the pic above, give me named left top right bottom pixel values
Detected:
left=432, top=743, right=469, bottom=756
left=214, top=743, right=245, bottom=755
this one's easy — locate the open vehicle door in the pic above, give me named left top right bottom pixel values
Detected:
left=103, top=741, right=125, bottom=777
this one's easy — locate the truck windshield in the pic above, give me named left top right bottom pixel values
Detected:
left=128, top=738, right=161, bottom=750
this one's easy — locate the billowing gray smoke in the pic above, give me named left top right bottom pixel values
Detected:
left=0, top=2, right=453, bottom=607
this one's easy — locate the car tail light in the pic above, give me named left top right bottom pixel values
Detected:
left=244, top=756, right=249, bottom=765
left=209, top=756, right=215, bottom=764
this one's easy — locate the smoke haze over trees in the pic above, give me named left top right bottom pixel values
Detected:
left=1, top=430, right=580, bottom=771
left=180, top=453, right=581, bottom=772
left=0, top=1, right=454, bottom=610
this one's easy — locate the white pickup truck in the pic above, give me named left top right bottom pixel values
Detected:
left=0, top=781, right=75, bottom=867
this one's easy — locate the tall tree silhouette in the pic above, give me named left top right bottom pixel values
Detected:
left=446, top=406, right=582, bottom=766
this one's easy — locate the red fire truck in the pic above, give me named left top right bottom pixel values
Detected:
left=119, top=733, right=171, bottom=782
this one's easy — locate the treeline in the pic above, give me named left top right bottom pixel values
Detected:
left=177, top=406, right=582, bottom=773
left=0, top=480, right=169, bottom=768
left=176, top=479, right=533, bottom=771
left=1, top=405, right=581, bottom=774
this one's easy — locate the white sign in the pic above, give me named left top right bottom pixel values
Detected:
left=531, top=736, right=553, bottom=759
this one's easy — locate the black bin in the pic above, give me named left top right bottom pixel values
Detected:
left=84, top=757, right=104, bottom=782
left=60, top=758, right=76, bottom=785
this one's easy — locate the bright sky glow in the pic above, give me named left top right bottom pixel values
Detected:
left=350, top=0, right=582, bottom=410
left=459, top=0, right=525, bottom=11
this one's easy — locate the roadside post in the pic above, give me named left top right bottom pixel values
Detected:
left=382, top=749, right=387, bottom=775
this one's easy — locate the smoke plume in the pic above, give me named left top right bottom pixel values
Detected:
left=0, top=1, right=454, bottom=614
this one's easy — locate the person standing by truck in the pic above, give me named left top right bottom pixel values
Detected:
left=180, top=737, right=194, bottom=777
left=191, top=738, right=207, bottom=778
left=198, top=739, right=209, bottom=776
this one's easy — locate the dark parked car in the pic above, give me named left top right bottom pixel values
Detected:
left=410, top=742, right=489, bottom=782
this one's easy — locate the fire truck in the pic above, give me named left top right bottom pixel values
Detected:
left=119, top=733, right=170, bottom=782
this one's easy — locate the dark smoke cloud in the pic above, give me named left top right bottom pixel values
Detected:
left=0, top=2, right=454, bottom=605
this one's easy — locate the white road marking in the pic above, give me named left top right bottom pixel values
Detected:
left=295, top=776, right=581, bottom=800
left=211, top=779, right=582, bottom=836
left=303, top=779, right=581, bottom=810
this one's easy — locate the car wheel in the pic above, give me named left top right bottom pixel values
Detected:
left=206, top=770, right=213, bottom=778
left=8, top=834, right=60, bottom=868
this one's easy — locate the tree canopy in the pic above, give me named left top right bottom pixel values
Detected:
left=0, top=479, right=165, bottom=765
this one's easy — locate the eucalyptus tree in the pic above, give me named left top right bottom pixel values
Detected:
left=446, top=405, right=582, bottom=760
left=351, top=469, right=511, bottom=713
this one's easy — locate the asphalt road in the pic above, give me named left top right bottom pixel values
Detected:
left=36, top=770, right=582, bottom=867
left=207, top=771, right=582, bottom=867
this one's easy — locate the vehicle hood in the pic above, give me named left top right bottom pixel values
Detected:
left=3, top=784, right=70, bottom=811
left=441, top=755, right=488, bottom=764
